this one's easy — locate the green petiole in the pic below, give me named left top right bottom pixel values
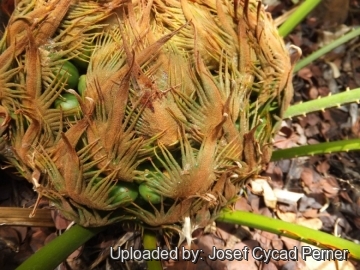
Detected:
left=278, top=0, right=322, bottom=37
left=284, top=88, right=360, bottom=119
left=294, top=27, right=360, bottom=72
left=271, top=139, right=360, bottom=161
left=16, top=225, right=104, bottom=270
left=143, top=230, right=163, bottom=270
left=218, top=210, right=360, bottom=260
left=17, top=209, right=360, bottom=270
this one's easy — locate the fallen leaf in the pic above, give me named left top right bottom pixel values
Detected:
left=234, top=196, right=252, bottom=211
left=302, top=209, right=319, bottom=218
left=305, top=113, right=321, bottom=126
left=316, top=160, right=330, bottom=174
left=276, top=210, right=297, bottom=223
left=296, top=217, right=322, bottom=230
left=320, top=177, right=340, bottom=198
left=249, top=178, right=277, bottom=209
left=273, top=189, right=304, bottom=205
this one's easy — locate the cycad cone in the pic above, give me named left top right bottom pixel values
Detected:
left=0, top=0, right=298, bottom=236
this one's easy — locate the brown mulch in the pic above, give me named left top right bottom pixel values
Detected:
left=1, top=0, right=360, bottom=269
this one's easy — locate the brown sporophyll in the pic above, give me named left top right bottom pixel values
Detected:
left=0, top=0, right=297, bottom=235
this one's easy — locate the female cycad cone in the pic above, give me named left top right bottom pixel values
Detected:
left=0, top=0, right=298, bottom=234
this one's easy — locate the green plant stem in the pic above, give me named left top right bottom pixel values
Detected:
left=16, top=225, right=104, bottom=270
left=271, top=138, right=360, bottom=161
left=294, top=27, right=360, bottom=72
left=278, top=0, right=322, bottom=37
left=284, top=88, right=360, bottom=119
left=17, top=210, right=360, bottom=269
left=143, top=229, right=163, bottom=270
left=218, top=209, right=360, bottom=260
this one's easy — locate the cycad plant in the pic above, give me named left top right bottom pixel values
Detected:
left=0, top=0, right=296, bottom=249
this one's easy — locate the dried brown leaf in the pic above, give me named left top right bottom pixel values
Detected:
left=320, top=177, right=340, bottom=198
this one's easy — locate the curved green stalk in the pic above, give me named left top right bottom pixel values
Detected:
left=278, top=0, right=322, bottom=37
left=17, top=226, right=163, bottom=270
left=218, top=209, right=360, bottom=260
left=143, top=229, right=163, bottom=270
left=271, top=138, right=360, bottom=161
left=294, top=27, right=360, bottom=72
left=16, top=225, right=104, bottom=270
left=17, top=209, right=360, bottom=269
left=284, top=88, right=360, bottom=119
